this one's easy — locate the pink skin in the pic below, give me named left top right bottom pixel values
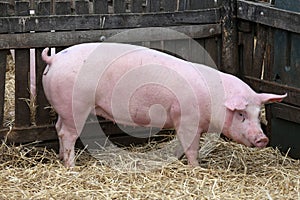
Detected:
left=42, top=43, right=287, bottom=167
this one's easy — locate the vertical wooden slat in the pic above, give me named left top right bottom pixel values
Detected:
left=204, top=37, right=219, bottom=68
left=164, top=39, right=190, bottom=61
left=76, top=0, right=89, bottom=14
left=253, top=24, right=268, bottom=79
left=29, top=0, right=34, bottom=9
left=113, top=0, right=126, bottom=13
left=221, top=0, right=239, bottom=75
left=150, top=41, right=162, bottom=50
left=263, top=27, right=274, bottom=81
left=37, top=1, right=51, bottom=15
left=94, top=0, right=108, bottom=14
left=0, top=1, right=9, bottom=16
left=55, top=1, right=72, bottom=15
left=189, top=0, right=204, bottom=9
left=50, top=0, right=55, bottom=14
left=147, top=0, right=160, bottom=12
left=0, top=50, right=7, bottom=128
left=15, top=49, right=31, bottom=127
left=273, top=29, right=288, bottom=83
left=177, top=0, right=187, bottom=11
left=290, top=33, right=300, bottom=88
left=238, top=21, right=254, bottom=77
left=161, top=0, right=176, bottom=12
left=15, top=0, right=30, bottom=16
left=35, top=48, right=51, bottom=125
left=190, top=39, right=205, bottom=64
left=131, top=0, right=144, bottom=13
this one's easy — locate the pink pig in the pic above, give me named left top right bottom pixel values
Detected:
left=42, top=43, right=286, bottom=167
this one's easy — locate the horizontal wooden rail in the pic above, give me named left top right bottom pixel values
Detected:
left=0, top=120, right=174, bottom=145
left=237, top=0, right=300, bottom=34
left=271, top=103, right=300, bottom=124
left=0, top=24, right=221, bottom=49
left=244, top=76, right=300, bottom=107
left=0, top=8, right=221, bottom=34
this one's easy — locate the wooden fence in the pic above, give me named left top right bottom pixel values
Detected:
left=237, top=0, right=300, bottom=158
left=0, top=0, right=225, bottom=146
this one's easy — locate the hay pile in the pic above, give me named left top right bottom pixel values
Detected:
left=0, top=135, right=299, bottom=199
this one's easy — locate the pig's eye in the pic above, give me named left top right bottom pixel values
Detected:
left=239, top=112, right=246, bottom=122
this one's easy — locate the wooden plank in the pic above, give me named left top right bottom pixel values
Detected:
left=150, top=41, right=162, bottom=50
left=238, top=21, right=254, bottom=77
left=253, top=24, right=268, bottom=79
left=204, top=37, right=219, bottom=68
left=190, top=38, right=204, bottom=64
left=161, top=0, right=176, bottom=12
left=0, top=50, right=7, bottom=128
left=0, top=9, right=221, bottom=33
left=0, top=121, right=174, bottom=145
left=14, top=49, right=31, bottom=127
left=189, top=0, right=204, bottom=9
left=75, top=0, right=89, bottom=14
left=113, top=0, right=126, bottom=13
left=271, top=103, right=300, bottom=124
left=237, top=0, right=300, bottom=34
left=221, top=0, right=239, bottom=75
left=275, top=0, right=300, bottom=12
left=0, top=24, right=221, bottom=49
left=35, top=48, right=51, bottom=126
left=147, top=0, right=160, bottom=12
left=289, top=33, right=300, bottom=88
left=94, top=0, right=108, bottom=14
left=0, top=1, right=12, bottom=17
left=272, top=30, right=290, bottom=85
left=50, top=0, right=55, bottom=14
left=15, top=0, right=29, bottom=16
left=131, top=0, right=143, bottom=13
left=244, top=76, right=300, bottom=107
left=177, top=0, right=187, bottom=11
left=55, top=1, right=72, bottom=15
left=37, top=1, right=51, bottom=15
left=0, top=125, right=57, bottom=144
left=263, top=27, right=274, bottom=80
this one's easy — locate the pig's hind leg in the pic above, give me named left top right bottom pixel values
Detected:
left=55, top=116, right=64, bottom=160
left=56, top=118, right=79, bottom=167
left=56, top=104, right=92, bottom=167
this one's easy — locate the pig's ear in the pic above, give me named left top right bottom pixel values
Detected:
left=258, top=93, right=287, bottom=104
left=224, top=96, right=248, bottom=111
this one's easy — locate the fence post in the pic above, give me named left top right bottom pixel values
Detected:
left=221, top=0, right=239, bottom=76
left=0, top=50, right=7, bottom=129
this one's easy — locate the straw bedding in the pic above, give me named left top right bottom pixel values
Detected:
left=0, top=135, right=299, bottom=200
left=2, top=53, right=300, bottom=200
left=4, top=54, right=15, bottom=128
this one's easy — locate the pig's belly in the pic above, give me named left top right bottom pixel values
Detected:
left=94, top=84, right=177, bottom=129
left=94, top=104, right=174, bottom=129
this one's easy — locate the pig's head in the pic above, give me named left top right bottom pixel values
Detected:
left=222, top=93, right=287, bottom=148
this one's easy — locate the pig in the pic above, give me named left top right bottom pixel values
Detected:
left=41, top=43, right=287, bottom=167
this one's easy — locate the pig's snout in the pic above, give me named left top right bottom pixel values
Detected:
left=253, top=135, right=269, bottom=148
